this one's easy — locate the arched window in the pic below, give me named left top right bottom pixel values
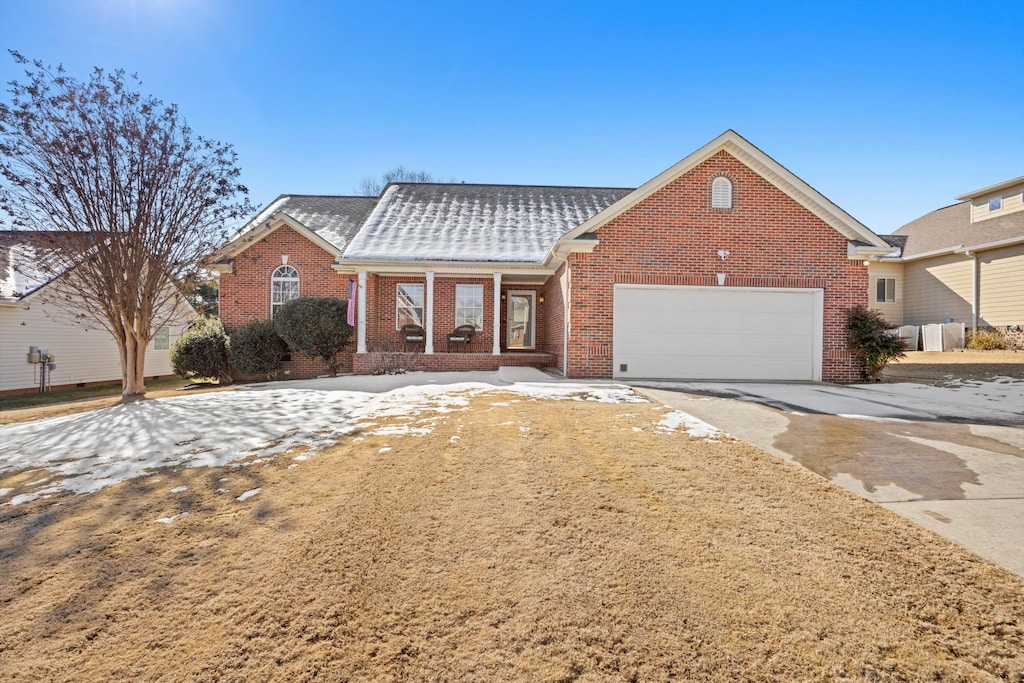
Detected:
left=711, top=177, right=733, bottom=209
left=271, top=265, right=299, bottom=317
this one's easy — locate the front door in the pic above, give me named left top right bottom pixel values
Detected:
left=506, top=291, right=535, bottom=350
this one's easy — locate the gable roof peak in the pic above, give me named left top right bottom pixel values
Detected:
left=557, top=129, right=888, bottom=250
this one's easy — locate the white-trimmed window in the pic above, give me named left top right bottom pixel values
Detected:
left=711, top=177, right=733, bottom=209
left=271, top=265, right=300, bottom=317
left=153, top=326, right=170, bottom=351
left=455, top=284, right=484, bottom=330
left=989, top=196, right=1002, bottom=211
left=875, top=277, right=896, bottom=303
left=396, top=283, right=424, bottom=328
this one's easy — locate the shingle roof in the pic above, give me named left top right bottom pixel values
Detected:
left=243, top=195, right=379, bottom=251
left=342, top=183, right=634, bottom=263
left=892, top=201, right=1024, bottom=257
left=0, top=231, right=69, bottom=301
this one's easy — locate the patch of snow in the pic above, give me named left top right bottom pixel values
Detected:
left=656, top=411, right=722, bottom=440
left=216, top=488, right=229, bottom=493
left=0, top=371, right=653, bottom=502
left=448, top=436, right=459, bottom=443
left=378, top=447, right=392, bottom=453
left=236, top=488, right=261, bottom=502
left=0, top=488, right=11, bottom=497
left=155, top=512, right=188, bottom=524
left=170, top=485, right=188, bottom=493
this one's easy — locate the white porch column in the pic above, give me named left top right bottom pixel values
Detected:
left=425, top=271, right=435, bottom=354
left=356, top=270, right=367, bottom=354
left=492, top=272, right=502, bottom=355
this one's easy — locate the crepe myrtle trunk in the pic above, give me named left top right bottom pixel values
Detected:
left=0, top=52, right=252, bottom=396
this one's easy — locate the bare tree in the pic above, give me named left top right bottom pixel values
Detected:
left=0, top=52, right=252, bottom=396
left=356, top=165, right=435, bottom=196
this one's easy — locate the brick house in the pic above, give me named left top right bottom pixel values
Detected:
left=208, top=130, right=892, bottom=382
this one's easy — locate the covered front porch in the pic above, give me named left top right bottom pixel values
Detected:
left=340, top=265, right=565, bottom=375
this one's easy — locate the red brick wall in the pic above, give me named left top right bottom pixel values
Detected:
left=539, top=266, right=565, bottom=372
left=566, top=151, right=867, bottom=382
left=218, top=224, right=353, bottom=377
left=364, top=276, right=551, bottom=355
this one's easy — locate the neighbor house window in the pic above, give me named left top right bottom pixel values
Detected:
left=455, top=284, right=484, bottom=330
left=711, top=177, right=733, bottom=209
left=989, top=196, right=1002, bottom=211
left=396, top=283, right=424, bottom=328
left=271, top=265, right=300, bottom=317
left=154, top=327, right=170, bottom=351
left=876, top=277, right=896, bottom=303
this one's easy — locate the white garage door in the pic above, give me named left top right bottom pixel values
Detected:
left=613, top=285, right=823, bottom=381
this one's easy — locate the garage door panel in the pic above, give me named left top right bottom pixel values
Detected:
left=613, top=285, right=822, bottom=381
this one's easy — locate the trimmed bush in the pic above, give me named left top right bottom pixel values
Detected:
left=273, top=297, right=353, bottom=376
left=170, top=317, right=231, bottom=382
left=966, top=329, right=1009, bottom=350
left=846, top=305, right=907, bottom=379
left=230, top=320, right=287, bottom=380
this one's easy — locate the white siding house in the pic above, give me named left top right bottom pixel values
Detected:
left=868, top=176, right=1024, bottom=344
left=1, top=232, right=196, bottom=394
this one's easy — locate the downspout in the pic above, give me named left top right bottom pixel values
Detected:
left=966, top=250, right=979, bottom=332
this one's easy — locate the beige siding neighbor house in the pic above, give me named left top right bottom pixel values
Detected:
left=0, top=232, right=197, bottom=394
left=868, top=176, right=1024, bottom=347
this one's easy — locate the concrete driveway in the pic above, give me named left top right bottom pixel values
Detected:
left=634, top=381, right=1024, bottom=578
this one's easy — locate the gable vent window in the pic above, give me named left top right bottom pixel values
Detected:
left=711, top=177, right=733, bottom=209
left=988, top=196, right=1002, bottom=211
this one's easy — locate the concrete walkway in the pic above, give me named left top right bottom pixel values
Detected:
left=634, top=382, right=1024, bottom=578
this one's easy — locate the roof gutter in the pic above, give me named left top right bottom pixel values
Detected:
left=332, top=259, right=554, bottom=276
left=895, top=234, right=1024, bottom=262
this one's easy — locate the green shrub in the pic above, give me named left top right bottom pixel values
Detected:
left=846, top=305, right=907, bottom=379
left=966, top=329, right=1009, bottom=350
left=230, top=320, right=288, bottom=380
left=273, top=297, right=353, bottom=376
left=170, top=317, right=231, bottom=382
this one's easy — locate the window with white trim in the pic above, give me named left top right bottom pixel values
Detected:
left=455, top=284, right=484, bottom=330
left=153, top=326, right=170, bottom=351
left=989, top=196, right=1002, bottom=211
left=875, top=277, right=896, bottom=303
left=271, top=265, right=300, bottom=317
left=711, top=177, right=733, bottom=209
left=396, top=283, right=424, bottom=328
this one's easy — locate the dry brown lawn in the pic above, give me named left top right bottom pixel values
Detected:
left=1, top=392, right=1022, bottom=681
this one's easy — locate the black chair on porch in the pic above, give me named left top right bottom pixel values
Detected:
left=400, top=324, right=426, bottom=350
left=447, top=325, right=476, bottom=352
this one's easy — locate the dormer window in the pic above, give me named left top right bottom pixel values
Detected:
left=989, top=196, right=1002, bottom=211
left=711, top=177, right=733, bottom=209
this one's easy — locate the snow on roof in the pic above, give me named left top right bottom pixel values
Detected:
left=235, top=195, right=380, bottom=251
left=0, top=232, right=59, bottom=301
left=342, top=183, right=634, bottom=263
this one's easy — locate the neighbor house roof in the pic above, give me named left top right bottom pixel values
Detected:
left=341, top=183, right=633, bottom=263
left=0, top=231, right=74, bottom=302
left=954, top=175, right=1024, bottom=201
left=893, top=201, right=1024, bottom=258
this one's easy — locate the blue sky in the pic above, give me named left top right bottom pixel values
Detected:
left=1, top=0, right=1022, bottom=234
